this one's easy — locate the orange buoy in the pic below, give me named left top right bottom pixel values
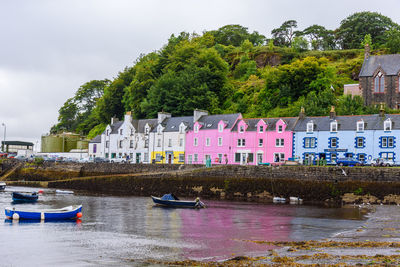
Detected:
left=38, top=190, right=44, bottom=194
left=76, top=212, right=82, bottom=218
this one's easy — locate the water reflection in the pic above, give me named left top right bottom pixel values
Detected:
left=0, top=187, right=366, bottom=265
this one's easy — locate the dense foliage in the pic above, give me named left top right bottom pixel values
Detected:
left=51, top=12, right=400, bottom=137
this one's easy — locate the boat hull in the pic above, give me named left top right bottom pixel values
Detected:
left=0, top=182, right=5, bottom=191
left=12, top=192, right=38, bottom=203
left=151, top=196, right=204, bottom=208
left=5, top=205, right=82, bottom=220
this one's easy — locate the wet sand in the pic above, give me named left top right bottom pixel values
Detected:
left=154, top=205, right=400, bottom=266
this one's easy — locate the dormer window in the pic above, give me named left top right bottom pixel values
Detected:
left=120, top=129, right=123, bottom=135
left=194, top=125, right=199, bottom=133
left=145, top=127, right=149, bottom=135
left=106, top=129, right=109, bottom=136
left=330, top=121, right=337, bottom=132
left=357, top=121, right=364, bottom=132
left=239, top=125, right=245, bottom=133
left=218, top=124, right=223, bottom=132
left=278, top=125, right=283, bottom=133
left=130, top=128, right=134, bottom=136
left=384, top=119, right=392, bottom=131
left=306, top=121, right=314, bottom=133
left=259, top=125, right=264, bottom=133
left=374, top=71, right=385, bottom=93
left=179, top=125, right=185, bottom=134
left=157, top=125, right=163, bottom=134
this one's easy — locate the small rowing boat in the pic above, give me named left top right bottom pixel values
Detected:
left=12, top=192, right=38, bottom=203
left=151, top=194, right=205, bottom=208
left=55, top=190, right=74, bottom=194
left=5, top=205, right=82, bottom=220
left=0, top=182, right=6, bottom=191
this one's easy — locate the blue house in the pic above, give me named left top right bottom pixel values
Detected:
left=293, top=108, right=400, bottom=164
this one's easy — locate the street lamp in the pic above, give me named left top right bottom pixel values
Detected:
left=1, top=123, right=6, bottom=152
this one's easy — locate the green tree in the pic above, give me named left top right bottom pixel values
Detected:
left=51, top=98, right=78, bottom=133
left=292, top=36, right=309, bottom=52
left=271, top=20, right=300, bottom=47
left=337, top=12, right=398, bottom=49
left=302, top=24, right=336, bottom=50
left=336, top=94, right=365, bottom=115
left=361, top=34, right=372, bottom=49
left=207, top=24, right=265, bottom=46
left=385, top=28, right=400, bottom=53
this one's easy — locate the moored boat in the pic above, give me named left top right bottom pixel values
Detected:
left=55, top=189, right=74, bottom=194
left=12, top=192, right=39, bottom=203
left=151, top=194, right=205, bottom=208
left=5, top=205, right=82, bottom=220
left=0, top=182, right=5, bottom=191
left=273, top=197, right=286, bottom=203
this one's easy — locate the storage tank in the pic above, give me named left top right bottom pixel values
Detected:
left=76, top=140, right=89, bottom=150
left=41, top=135, right=63, bottom=153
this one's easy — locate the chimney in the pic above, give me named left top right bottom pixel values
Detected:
left=364, top=43, right=370, bottom=60
left=193, top=109, right=208, bottom=123
left=124, top=111, right=132, bottom=123
left=379, top=103, right=385, bottom=117
left=330, top=106, right=336, bottom=119
left=111, top=116, right=119, bottom=125
left=158, top=112, right=171, bottom=124
left=299, top=107, right=305, bottom=119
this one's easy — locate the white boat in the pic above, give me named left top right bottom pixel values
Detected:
left=289, top=197, right=303, bottom=204
left=56, top=190, right=74, bottom=194
left=0, top=182, right=6, bottom=191
left=273, top=197, right=286, bottom=203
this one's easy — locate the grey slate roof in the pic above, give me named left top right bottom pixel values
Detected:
left=137, top=119, right=158, bottom=133
left=197, top=113, right=241, bottom=130
left=359, top=54, right=400, bottom=77
left=232, top=117, right=298, bottom=131
left=89, top=135, right=101, bottom=143
left=151, top=116, right=194, bottom=132
left=294, top=114, right=400, bottom=131
left=110, top=121, right=124, bottom=134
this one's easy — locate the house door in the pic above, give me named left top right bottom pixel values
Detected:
left=168, top=154, right=172, bottom=164
left=257, top=153, right=263, bottom=164
left=136, top=153, right=141, bottom=164
left=240, top=153, right=247, bottom=165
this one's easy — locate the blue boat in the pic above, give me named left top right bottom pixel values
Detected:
left=151, top=194, right=205, bottom=208
left=12, top=192, right=38, bottom=203
left=5, top=205, right=82, bottom=220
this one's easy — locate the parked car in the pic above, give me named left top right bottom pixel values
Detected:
left=109, top=157, right=128, bottom=163
left=78, top=158, right=90, bottom=163
left=336, top=157, right=362, bottom=166
left=43, top=156, right=56, bottom=162
left=14, top=155, right=27, bottom=161
left=370, top=158, right=395, bottom=167
left=93, top=157, right=109, bottom=163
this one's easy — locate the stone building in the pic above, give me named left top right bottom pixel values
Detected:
left=359, top=44, right=400, bottom=109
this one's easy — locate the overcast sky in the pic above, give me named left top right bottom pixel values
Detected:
left=1, top=0, right=399, bottom=148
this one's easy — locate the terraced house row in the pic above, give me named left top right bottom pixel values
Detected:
left=88, top=108, right=400, bottom=165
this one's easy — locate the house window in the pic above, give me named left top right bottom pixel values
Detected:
left=237, top=139, right=245, bottom=147
left=155, top=153, right=162, bottom=161
left=357, top=121, right=364, bottom=132
left=235, top=153, right=241, bottom=162
left=239, top=125, right=245, bottom=133
left=380, top=152, right=394, bottom=160
left=105, top=141, right=109, bottom=148
left=194, top=154, right=198, bottom=162
left=106, top=129, right=109, bottom=136
left=275, top=138, right=284, bottom=147
left=194, top=125, right=199, bottom=133
left=119, top=140, right=123, bottom=148
left=218, top=137, right=222, bottom=146
left=144, top=152, right=149, bottom=162
left=358, top=154, right=366, bottom=162
left=218, top=154, right=223, bottom=163
left=105, top=153, right=109, bottom=158
left=274, top=153, right=285, bottom=162
left=130, top=140, right=133, bottom=148
left=331, top=153, right=337, bottom=163
left=120, top=129, right=123, bottom=135
left=304, top=137, right=316, bottom=148
left=330, top=121, right=337, bottom=132
left=278, top=125, right=283, bottom=133
left=330, top=137, right=338, bottom=148
left=188, top=155, right=193, bottom=164
left=179, top=125, right=185, bottom=134
left=179, top=138, right=183, bottom=147
left=374, top=71, right=385, bottom=93
left=168, top=139, right=172, bottom=147
left=93, top=144, right=97, bottom=153
left=306, top=122, right=314, bottom=133
left=130, top=128, right=134, bottom=136
left=179, top=153, right=185, bottom=162
left=194, top=138, right=198, bottom=146
left=259, top=125, right=264, bottom=133
left=356, top=137, right=364, bottom=148
left=157, top=139, right=161, bottom=147
left=205, top=138, right=211, bottom=146
left=258, top=139, right=263, bottom=147
left=145, top=127, right=149, bottom=135
left=381, top=137, right=395, bottom=148
left=218, top=124, right=223, bottom=132
left=384, top=119, right=392, bottom=131
left=145, top=139, right=149, bottom=148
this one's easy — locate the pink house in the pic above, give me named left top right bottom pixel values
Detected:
left=230, top=117, right=297, bottom=165
left=185, top=110, right=242, bottom=164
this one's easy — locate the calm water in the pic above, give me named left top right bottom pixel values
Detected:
left=0, top=186, right=365, bottom=266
